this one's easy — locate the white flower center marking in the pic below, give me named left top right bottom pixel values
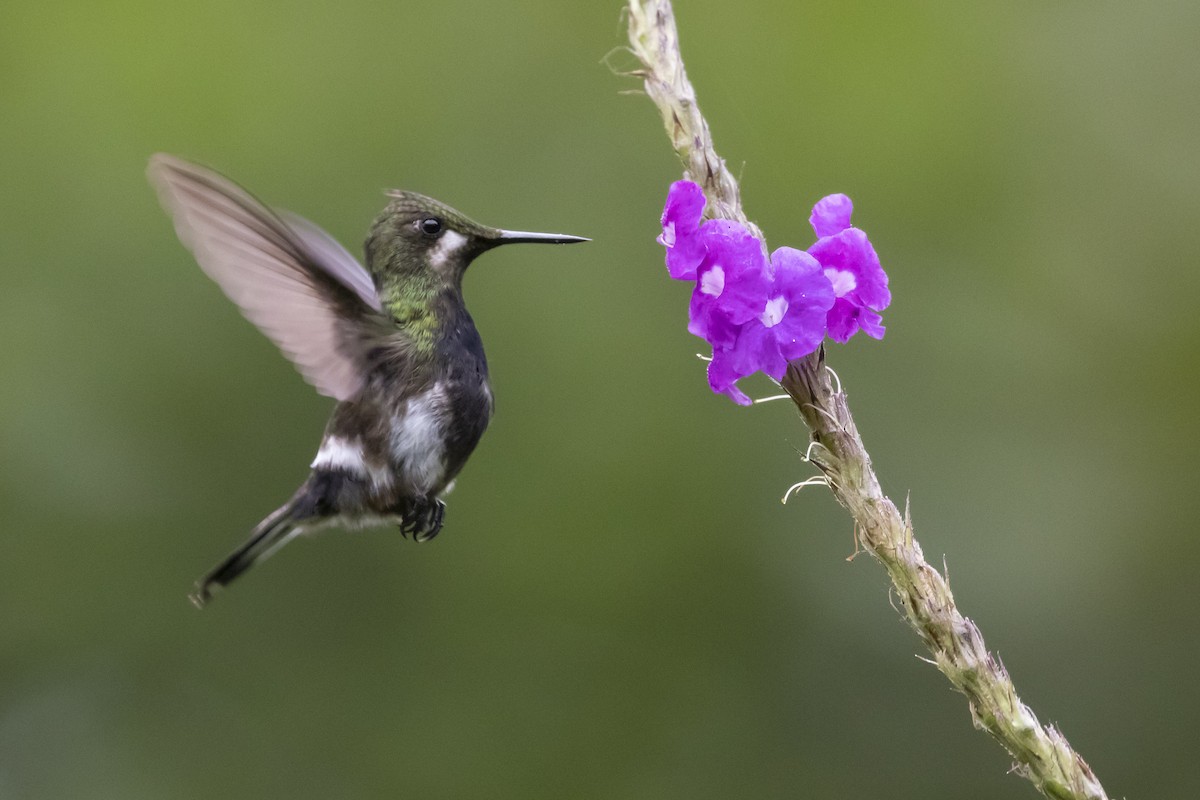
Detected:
left=825, top=267, right=856, bottom=298
left=659, top=221, right=676, bottom=248
left=700, top=265, right=725, bottom=297
left=760, top=295, right=789, bottom=328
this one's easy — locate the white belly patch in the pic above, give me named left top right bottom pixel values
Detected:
left=389, top=383, right=448, bottom=494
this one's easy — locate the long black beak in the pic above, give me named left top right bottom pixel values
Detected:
left=496, top=229, right=590, bottom=245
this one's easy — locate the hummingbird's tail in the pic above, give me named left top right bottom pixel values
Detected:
left=190, top=503, right=304, bottom=608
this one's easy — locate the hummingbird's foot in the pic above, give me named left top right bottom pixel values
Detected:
left=398, top=498, right=446, bottom=542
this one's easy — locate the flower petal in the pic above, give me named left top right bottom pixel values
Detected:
left=769, top=246, right=835, bottom=361
left=825, top=298, right=861, bottom=343
left=730, top=322, right=788, bottom=381
left=808, top=223, right=889, bottom=342
left=809, top=193, right=854, bottom=238
left=688, top=289, right=742, bottom=348
left=659, top=181, right=707, bottom=280
left=808, top=228, right=889, bottom=310
left=857, top=308, right=886, bottom=340
left=686, top=220, right=772, bottom=347
left=707, top=346, right=753, bottom=406
left=700, top=221, right=771, bottom=322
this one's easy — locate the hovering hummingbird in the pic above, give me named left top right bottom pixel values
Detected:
left=147, top=154, right=587, bottom=607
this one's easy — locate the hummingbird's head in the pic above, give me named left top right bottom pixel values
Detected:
left=364, top=191, right=587, bottom=287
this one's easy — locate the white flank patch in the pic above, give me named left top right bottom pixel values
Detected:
left=311, top=436, right=391, bottom=489
left=312, top=436, right=366, bottom=472
left=428, top=230, right=468, bottom=269
left=390, top=383, right=448, bottom=493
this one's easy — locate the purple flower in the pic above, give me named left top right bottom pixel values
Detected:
left=809, top=193, right=854, bottom=238
left=807, top=194, right=890, bottom=343
left=656, top=181, right=890, bottom=405
left=687, top=220, right=771, bottom=348
left=706, top=247, right=835, bottom=405
left=658, top=180, right=707, bottom=280
left=658, top=182, right=773, bottom=348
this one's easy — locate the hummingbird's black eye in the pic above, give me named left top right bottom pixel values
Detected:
left=419, top=217, right=443, bottom=237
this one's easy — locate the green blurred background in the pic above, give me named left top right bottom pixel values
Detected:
left=3, top=1, right=1198, bottom=797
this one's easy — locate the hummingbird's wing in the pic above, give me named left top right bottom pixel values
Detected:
left=275, top=209, right=381, bottom=311
left=148, top=153, right=385, bottom=402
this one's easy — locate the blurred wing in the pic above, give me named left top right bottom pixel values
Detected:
left=277, top=209, right=381, bottom=312
left=148, top=153, right=383, bottom=401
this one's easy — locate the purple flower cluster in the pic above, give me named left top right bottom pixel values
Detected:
left=658, top=181, right=890, bottom=405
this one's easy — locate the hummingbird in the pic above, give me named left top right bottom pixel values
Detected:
left=147, top=154, right=587, bottom=607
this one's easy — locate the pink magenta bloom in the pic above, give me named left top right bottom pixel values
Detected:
left=657, top=182, right=888, bottom=405
left=807, top=194, right=890, bottom=343
left=687, top=220, right=771, bottom=349
left=658, top=180, right=707, bottom=280
left=706, top=246, right=834, bottom=405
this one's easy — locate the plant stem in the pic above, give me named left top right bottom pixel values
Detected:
left=624, top=2, right=1111, bottom=798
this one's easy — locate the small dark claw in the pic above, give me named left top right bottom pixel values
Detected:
left=415, top=500, right=446, bottom=543
left=395, top=497, right=445, bottom=542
